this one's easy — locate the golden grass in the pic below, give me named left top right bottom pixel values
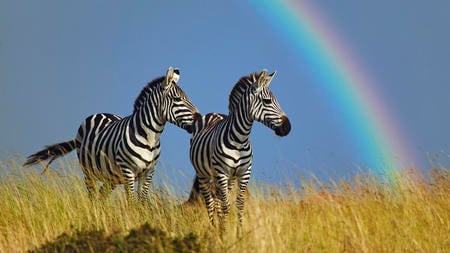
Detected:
left=0, top=158, right=448, bottom=252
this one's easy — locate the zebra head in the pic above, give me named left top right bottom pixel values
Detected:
left=249, top=69, right=291, bottom=137
left=161, top=67, right=201, bottom=133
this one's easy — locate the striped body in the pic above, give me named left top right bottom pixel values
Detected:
left=75, top=112, right=163, bottom=199
left=189, top=70, right=291, bottom=227
left=25, top=67, right=200, bottom=201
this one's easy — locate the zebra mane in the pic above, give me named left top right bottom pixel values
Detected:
left=228, top=72, right=261, bottom=112
left=133, top=76, right=165, bottom=113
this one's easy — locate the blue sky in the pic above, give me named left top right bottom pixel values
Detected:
left=1, top=1, right=449, bottom=187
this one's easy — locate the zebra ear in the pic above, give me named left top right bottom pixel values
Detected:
left=260, top=70, right=276, bottom=87
left=253, top=69, right=268, bottom=93
left=266, top=71, right=277, bottom=87
left=165, top=67, right=180, bottom=89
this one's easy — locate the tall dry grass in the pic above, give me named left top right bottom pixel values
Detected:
left=0, top=158, right=448, bottom=252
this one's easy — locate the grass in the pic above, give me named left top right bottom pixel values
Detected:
left=0, top=158, right=448, bottom=252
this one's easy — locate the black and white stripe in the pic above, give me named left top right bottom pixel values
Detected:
left=25, top=67, right=200, bottom=201
left=189, top=69, right=291, bottom=227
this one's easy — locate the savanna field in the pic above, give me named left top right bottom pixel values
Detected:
left=0, top=157, right=448, bottom=252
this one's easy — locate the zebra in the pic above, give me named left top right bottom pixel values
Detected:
left=24, top=67, right=201, bottom=202
left=189, top=69, right=291, bottom=227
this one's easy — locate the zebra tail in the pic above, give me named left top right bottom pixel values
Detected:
left=24, top=139, right=78, bottom=167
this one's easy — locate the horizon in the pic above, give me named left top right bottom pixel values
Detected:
left=1, top=1, right=449, bottom=185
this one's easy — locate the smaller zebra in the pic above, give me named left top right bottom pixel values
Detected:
left=24, top=67, right=200, bottom=202
left=189, top=69, right=291, bottom=228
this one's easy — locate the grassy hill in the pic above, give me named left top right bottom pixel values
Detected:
left=0, top=158, right=448, bottom=252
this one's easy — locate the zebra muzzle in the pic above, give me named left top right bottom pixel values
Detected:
left=275, top=116, right=291, bottom=137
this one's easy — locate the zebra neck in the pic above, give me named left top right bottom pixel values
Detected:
left=132, top=103, right=165, bottom=137
left=226, top=109, right=253, bottom=144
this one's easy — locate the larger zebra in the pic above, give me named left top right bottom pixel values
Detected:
left=25, top=67, right=200, bottom=202
left=189, top=69, right=291, bottom=227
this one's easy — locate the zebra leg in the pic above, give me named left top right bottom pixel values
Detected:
left=186, top=175, right=203, bottom=204
left=216, top=174, right=231, bottom=231
left=198, top=176, right=216, bottom=226
left=214, top=182, right=221, bottom=222
left=137, top=167, right=155, bottom=204
left=122, top=167, right=137, bottom=203
left=236, top=175, right=250, bottom=224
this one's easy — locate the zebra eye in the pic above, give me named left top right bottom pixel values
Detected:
left=262, top=98, right=272, bottom=105
left=173, top=96, right=183, bottom=102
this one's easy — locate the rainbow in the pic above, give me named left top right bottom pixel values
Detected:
left=249, top=0, right=417, bottom=173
